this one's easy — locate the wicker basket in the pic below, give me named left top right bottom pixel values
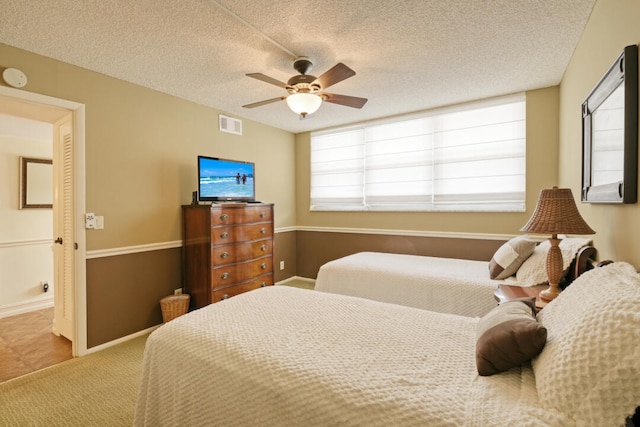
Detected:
left=160, top=294, right=190, bottom=323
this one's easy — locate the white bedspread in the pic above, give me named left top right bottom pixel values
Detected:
left=315, top=252, right=502, bottom=317
left=134, top=286, right=571, bottom=426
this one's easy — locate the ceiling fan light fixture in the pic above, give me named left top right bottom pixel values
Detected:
left=244, top=61, right=367, bottom=117
left=286, top=93, right=322, bottom=117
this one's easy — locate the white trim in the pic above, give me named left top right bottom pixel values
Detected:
left=296, top=226, right=514, bottom=241
left=0, top=238, right=52, bottom=249
left=0, top=297, right=54, bottom=319
left=86, top=240, right=182, bottom=259
left=275, top=275, right=315, bottom=286
left=84, top=227, right=512, bottom=260
left=85, top=324, right=159, bottom=355
left=73, top=104, right=88, bottom=357
left=0, top=86, right=84, bottom=111
left=85, top=227, right=294, bottom=260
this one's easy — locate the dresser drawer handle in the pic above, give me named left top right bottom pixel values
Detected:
left=260, top=227, right=266, bottom=234
left=260, top=244, right=267, bottom=251
left=220, top=252, right=229, bottom=259
left=260, top=212, right=266, bottom=218
left=221, top=272, right=230, bottom=280
left=220, top=214, right=229, bottom=221
left=260, top=262, right=267, bottom=270
left=260, top=281, right=267, bottom=287
left=221, top=294, right=229, bottom=300
left=220, top=232, right=229, bottom=239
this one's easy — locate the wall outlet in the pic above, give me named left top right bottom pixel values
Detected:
left=95, top=216, right=104, bottom=229
left=174, top=287, right=182, bottom=295
left=279, top=260, right=285, bottom=270
left=85, top=212, right=96, bottom=229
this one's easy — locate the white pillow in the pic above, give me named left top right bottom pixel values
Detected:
left=514, top=237, right=591, bottom=286
left=532, top=262, right=640, bottom=426
left=488, top=236, right=537, bottom=279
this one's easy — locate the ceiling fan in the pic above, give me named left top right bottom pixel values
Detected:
left=242, top=57, right=368, bottom=118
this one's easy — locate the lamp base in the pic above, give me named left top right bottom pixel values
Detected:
left=537, top=236, right=564, bottom=309
left=535, top=297, right=547, bottom=310
left=536, top=284, right=560, bottom=309
left=539, top=284, right=561, bottom=302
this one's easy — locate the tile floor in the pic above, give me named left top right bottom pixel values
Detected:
left=0, top=307, right=72, bottom=382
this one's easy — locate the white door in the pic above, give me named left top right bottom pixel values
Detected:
left=52, top=113, right=75, bottom=341
left=1, top=87, right=86, bottom=355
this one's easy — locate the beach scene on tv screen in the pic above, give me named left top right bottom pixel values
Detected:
left=200, top=159, right=254, bottom=198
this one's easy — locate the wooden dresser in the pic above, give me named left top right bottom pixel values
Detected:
left=181, top=203, right=274, bottom=309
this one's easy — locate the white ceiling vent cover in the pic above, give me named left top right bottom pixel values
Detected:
left=219, top=114, right=242, bottom=135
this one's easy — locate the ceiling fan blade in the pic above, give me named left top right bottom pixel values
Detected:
left=246, top=73, right=288, bottom=88
left=312, top=63, right=356, bottom=89
left=321, top=93, right=368, bottom=109
left=242, top=97, right=286, bottom=108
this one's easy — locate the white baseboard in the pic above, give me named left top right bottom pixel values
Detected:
left=276, top=276, right=315, bottom=285
left=0, top=298, right=54, bottom=319
left=84, top=324, right=160, bottom=355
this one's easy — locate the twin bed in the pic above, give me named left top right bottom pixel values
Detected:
left=134, top=241, right=639, bottom=426
left=314, top=239, right=596, bottom=317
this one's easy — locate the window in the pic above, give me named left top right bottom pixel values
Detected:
left=311, top=94, right=526, bottom=212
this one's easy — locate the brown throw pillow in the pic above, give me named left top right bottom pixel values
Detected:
left=475, top=299, right=547, bottom=376
left=488, top=236, right=536, bottom=280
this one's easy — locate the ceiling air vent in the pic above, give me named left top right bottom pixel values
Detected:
left=219, top=114, right=242, bottom=135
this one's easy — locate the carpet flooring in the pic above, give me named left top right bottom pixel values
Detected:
left=0, top=334, right=148, bottom=426
left=277, top=277, right=315, bottom=290
left=0, top=281, right=314, bottom=426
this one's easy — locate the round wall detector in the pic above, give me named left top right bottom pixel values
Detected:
left=2, top=68, right=28, bottom=88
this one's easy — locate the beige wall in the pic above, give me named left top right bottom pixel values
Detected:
left=1, top=43, right=297, bottom=347
left=559, top=0, right=640, bottom=267
left=0, top=43, right=297, bottom=251
left=295, top=87, right=560, bottom=236
left=0, top=114, right=54, bottom=312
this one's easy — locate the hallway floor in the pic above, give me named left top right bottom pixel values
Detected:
left=0, top=307, right=72, bottom=382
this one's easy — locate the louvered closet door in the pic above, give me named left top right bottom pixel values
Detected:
left=52, top=114, right=75, bottom=341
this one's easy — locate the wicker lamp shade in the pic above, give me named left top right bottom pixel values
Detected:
left=521, top=187, right=595, bottom=235
left=521, top=187, right=594, bottom=307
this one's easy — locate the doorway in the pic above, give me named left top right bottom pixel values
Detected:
left=0, top=86, right=87, bottom=356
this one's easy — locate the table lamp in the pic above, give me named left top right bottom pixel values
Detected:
left=520, top=187, right=595, bottom=305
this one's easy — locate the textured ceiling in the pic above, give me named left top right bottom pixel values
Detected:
left=0, top=0, right=596, bottom=133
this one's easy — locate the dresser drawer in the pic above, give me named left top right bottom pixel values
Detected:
left=211, top=223, right=273, bottom=245
left=211, top=205, right=273, bottom=226
left=183, top=203, right=274, bottom=310
left=211, top=239, right=273, bottom=265
left=212, top=274, right=273, bottom=302
left=212, top=257, right=273, bottom=287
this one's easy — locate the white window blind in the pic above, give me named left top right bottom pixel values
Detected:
left=311, top=95, right=526, bottom=212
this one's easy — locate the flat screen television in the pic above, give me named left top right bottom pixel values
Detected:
left=197, top=156, right=255, bottom=202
